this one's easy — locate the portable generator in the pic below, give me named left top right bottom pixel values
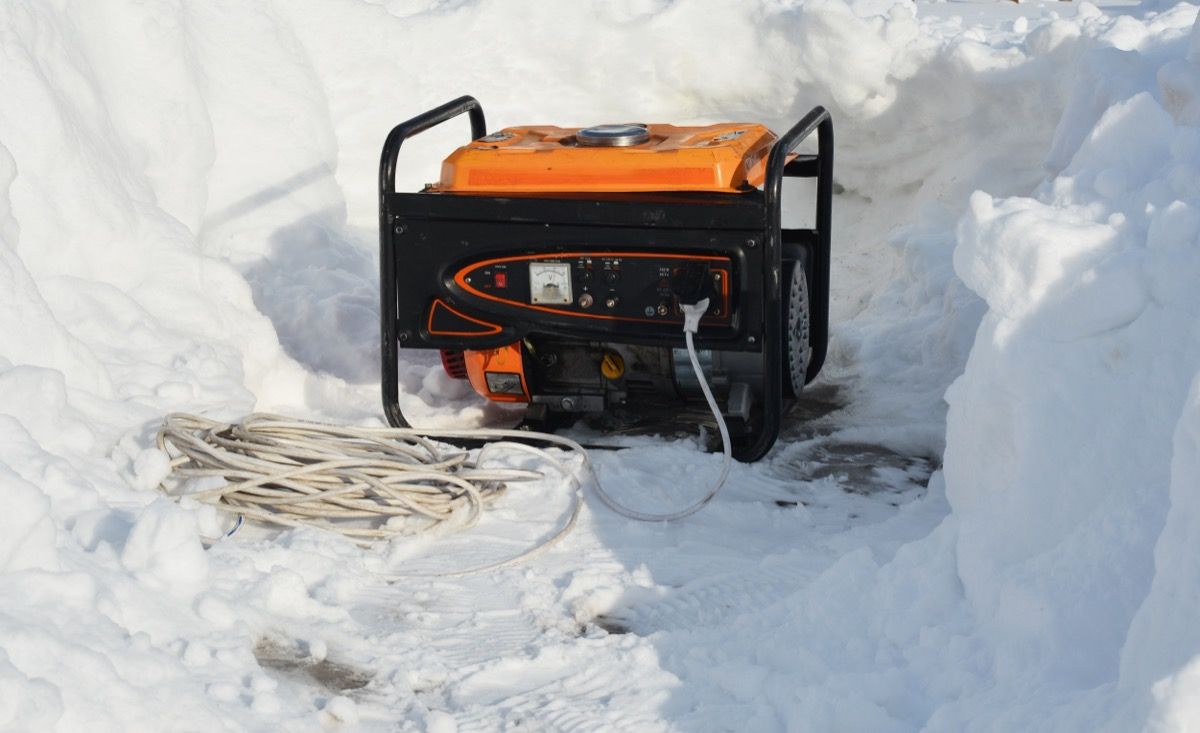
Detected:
left=379, top=96, right=833, bottom=462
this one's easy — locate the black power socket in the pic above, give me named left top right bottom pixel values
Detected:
left=671, top=261, right=713, bottom=306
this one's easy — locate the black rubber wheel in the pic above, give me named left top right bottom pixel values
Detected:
left=782, top=258, right=812, bottom=398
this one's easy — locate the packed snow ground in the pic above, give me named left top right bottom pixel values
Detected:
left=1, top=0, right=1199, bottom=730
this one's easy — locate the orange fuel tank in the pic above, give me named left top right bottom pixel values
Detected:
left=432, top=123, right=778, bottom=194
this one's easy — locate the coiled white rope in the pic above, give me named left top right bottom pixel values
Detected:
left=157, top=414, right=591, bottom=575
left=155, top=303, right=734, bottom=573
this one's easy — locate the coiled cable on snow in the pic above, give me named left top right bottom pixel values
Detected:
left=156, top=306, right=733, bottom=571
left=156, top=414, right=589, bottom=574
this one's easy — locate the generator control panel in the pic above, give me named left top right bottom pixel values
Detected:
left=452, top=252, right=732, bottom=326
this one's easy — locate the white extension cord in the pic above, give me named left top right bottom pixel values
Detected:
left=157, top=415, right=590, bottom=575
left=157, top=299, right=733, bottom=571
left=587, top=298, right=733, bottom=521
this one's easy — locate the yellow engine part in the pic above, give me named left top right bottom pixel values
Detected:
left=600, top=351, right=625, bottom=380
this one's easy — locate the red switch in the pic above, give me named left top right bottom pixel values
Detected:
left=494, top=271, right=508, bottom=288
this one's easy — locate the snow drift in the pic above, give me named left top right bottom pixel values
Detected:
left=946, top=10, right=1200, bottom=727
left=0, top=0, right=1199, bottom=730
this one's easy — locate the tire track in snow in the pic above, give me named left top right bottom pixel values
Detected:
left=272, top=383, right=941, bottom=728
left=593, top=555, right=828, bottom=636
left=341, top=569, right=681, bottom=730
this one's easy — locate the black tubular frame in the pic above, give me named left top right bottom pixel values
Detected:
left=754, top=106, right=834, bottom=461
left=379, top=96, right=832, bottom=461
left=378, top=96, right=486, bottom=427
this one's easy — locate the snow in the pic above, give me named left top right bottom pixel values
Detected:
left=1, top=0, right=1199, bottom=731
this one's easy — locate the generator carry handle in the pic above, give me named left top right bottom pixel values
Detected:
left=379, top=95, right=487, bottom=197
left=378, top=96, right=487, bottom=428
left=768, top=105, right=833, bottom=380
left=746, top=106, right=834, bottom=462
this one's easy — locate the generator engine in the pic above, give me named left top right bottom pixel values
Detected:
left=379, top=97, right=833, bottom=462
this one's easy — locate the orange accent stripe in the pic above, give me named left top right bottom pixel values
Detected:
left=426, top=298, right=504, bottom=337
left=454, top=252, right=732, bottom=325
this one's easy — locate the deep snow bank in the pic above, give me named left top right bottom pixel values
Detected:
left=0, top=0, right=1199, bottom=730
left=943, top=6, right=1200, bottom=726
left=0, top=2, right=333, bottom=728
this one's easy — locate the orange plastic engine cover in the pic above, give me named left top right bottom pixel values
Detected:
left=462, top=344, right=530, bottom=403
left=433, top=123, right=777, bottom=193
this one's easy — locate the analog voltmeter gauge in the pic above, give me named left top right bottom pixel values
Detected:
left=529, top=261, right=573, bottom=304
